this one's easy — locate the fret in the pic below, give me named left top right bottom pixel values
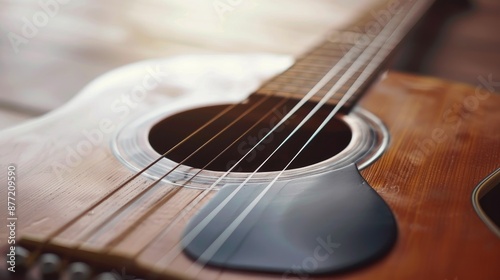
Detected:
left=285, top=67, right=336, bottom=75
left=284, top=68, right=365, bottom=79
left=298, top=51, right=346, bottom=61
left=288, top=64, right=335, bottom=72
left=279, top=71, right=328, bottom=80
left=272, top=75, right=322, bottom=83
left=305, top=48, right=347, bottom=58
left=252, top=0, right=433, bottom=112
left=260, top=82, right=359, bottom=95
left=292, top=62, right=338, bottom=69
left=257, top=86, right=360, bottom=97
left=296, top=58, right=339, bottom=66
left=268, top=76, right=359, bottom=88
left=274, top=72, right=327, bottom=79
left=294, top=58, right=345, bottom=69
left=254, top=89, right=360, bottom=110
left=258, top=76, right=364, bottom=99
left=265, top=74, right=360, bottom=87
left=255, top=88, right=351, bottom=102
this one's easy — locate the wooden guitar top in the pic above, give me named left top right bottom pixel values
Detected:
left=0, top=55, right=498, bottom=279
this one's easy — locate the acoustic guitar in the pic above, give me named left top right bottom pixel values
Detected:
left=1, top=0, right=499, bottom=279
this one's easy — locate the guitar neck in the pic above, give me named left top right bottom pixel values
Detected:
left=254, top=0, right=434, bottom=112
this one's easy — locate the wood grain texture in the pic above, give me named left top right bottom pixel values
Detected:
left=0, top=69, right=499, bottom=279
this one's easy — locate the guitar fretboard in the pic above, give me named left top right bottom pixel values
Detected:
left=254, top=0, right=434, bottom=112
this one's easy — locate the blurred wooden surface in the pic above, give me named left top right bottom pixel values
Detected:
left=1, top=0, right=500, bottom=130
left=0, top=0, right=379, bottom=129
left=426, top=0, right=500, bottom=83
left=394, top=0, right=500, bottom=85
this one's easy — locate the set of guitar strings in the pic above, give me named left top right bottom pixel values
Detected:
left=181, top=0, right=427, bottom=276
left=28, top=0, right=427, bottom=278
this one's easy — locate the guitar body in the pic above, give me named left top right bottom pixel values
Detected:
left=1, top=54, right=499, bottom=280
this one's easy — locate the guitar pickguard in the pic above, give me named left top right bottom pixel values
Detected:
left=182, top=163, right=397, bottom=275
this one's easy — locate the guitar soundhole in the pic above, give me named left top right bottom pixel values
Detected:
left=149, top=96, right=352, bottom=172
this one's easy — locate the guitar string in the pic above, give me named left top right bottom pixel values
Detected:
left=102, top=97, right=291, bottom=250
left=41, top=12, right=370, bottom=259
left=34, top=0, right=406, bottom=271
left=70, top=95, right=275, bottom=245
left=36, top=58, right=306, bottom=254
left=135, top=30, right=378, bottom=271
left=38, top=24, right=356, bottom=253
left=64, top=0, right=410, bottom=272
left=34, top=104, right=234, bottom=239
left=25, top=102, right=239, bottom=263
left=146, top=0, right=418, bottom=274
left=36, top=32, right=320, bottom=253
left=188, top=1, right=427, bottom=274
left=36, top=40, right=340, bottom=257
left=186, top=1, right=424, bottom=274
left=31, top=39, right=352, bottom=263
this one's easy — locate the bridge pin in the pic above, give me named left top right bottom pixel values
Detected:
left=38, top=253, right=61, bottom=280
left=67, top=262, right=92, bottom=280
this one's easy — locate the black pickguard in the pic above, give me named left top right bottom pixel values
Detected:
left=182, top=164, right=397, bottom=275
